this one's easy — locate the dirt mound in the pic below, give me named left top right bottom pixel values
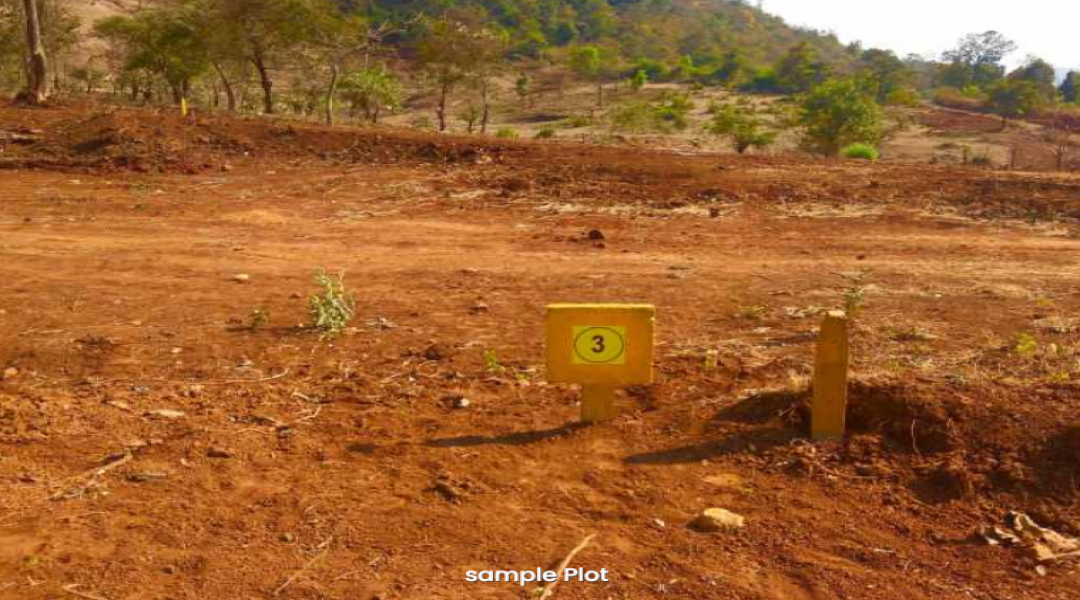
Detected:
left=15, top=109, right=246, bottom=172
left=7, top=106, right=524, bottom=173
left=722, top=381, right=1080, bottom=504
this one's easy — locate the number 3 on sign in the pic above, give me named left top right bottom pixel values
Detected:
left=572, top=326, right=627, bottom=365
left=546, top=304, right=655, bottom=423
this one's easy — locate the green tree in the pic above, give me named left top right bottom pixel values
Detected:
left=629, top=68, right=647, bottom=91
left=95, top=3, right=210, bottom=105
left=715, top=49, right=751, bottom=88
left=1062, top=72, right=1080, bottom=104
left=799, top=76, right=883, bottom=156
left=569, top=44, right=613, bottom=107
left=416, top=12, right=505, bottom=132
left=859, top=48, right=913, bottom=104
left=987, top=78, right=1044, bottom=128
left=209, top=0, right=321, bottom=114
left=515, top=71, right=531, bottom=107
left=704, top=102, right=776, bottom=154
left=70, top=65, right=106, bottom=94
left=775, top=42, right=829, bottom=93
left=339, top=65, right=401, bottom=124
left=940, top=30, right=1016, bottom=89
left=303, top=10, right=379, bottom=125
left=1007, top=57, right=1057, bottom=104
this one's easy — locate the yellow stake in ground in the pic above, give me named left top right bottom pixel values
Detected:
left=812, top=310, right=850, bottom=440
left=546, top=304, right=655, bottom=423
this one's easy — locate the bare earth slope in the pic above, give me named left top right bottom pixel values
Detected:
left=0, top=103, right=1079, bottom=600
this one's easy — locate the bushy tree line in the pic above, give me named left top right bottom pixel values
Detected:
left=931, top=30, right=1078, bottom=127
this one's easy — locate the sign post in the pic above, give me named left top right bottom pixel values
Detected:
left=812, top=310, right=850, bottom=440
left=546, top=304, right=655, bottom=423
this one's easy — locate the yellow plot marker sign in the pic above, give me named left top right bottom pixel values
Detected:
left=547, top=304, right=655, bottom=423
left=811, top=310, right=850, bottom=440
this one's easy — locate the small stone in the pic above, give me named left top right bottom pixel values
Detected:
left=441, top=392, right=469, bottom=408
left=423, top=343, right=447, bottom=361
left=207, top=446, right=234, bottom=459
left=690, top=508, right=746, bottom=533
left=652, top=518, right=667, bottom=529
left=587, top=229, right=605, bottom=241
left=233, top=274, right=250, bottom=283
left=279, top=532, right=295, bottom=543
left=106, top=400, right=132, bottom=411
left=2, top=367, right=18, bottom=381
left=470, top=300, right=490, bottom=314
left=163, top=565, right=178, bottom=575
left=127, top=472, right=167, bottom=483
left=146, top=409, right=185, bottom=419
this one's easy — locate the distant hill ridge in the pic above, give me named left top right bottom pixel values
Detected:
left=72, top=0, right=857, bottom=70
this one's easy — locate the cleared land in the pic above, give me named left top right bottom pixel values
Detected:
left=1, top=102, right=1079, bottom=600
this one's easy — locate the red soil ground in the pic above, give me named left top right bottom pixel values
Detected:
left=1, top=102, right=1079, bottom=600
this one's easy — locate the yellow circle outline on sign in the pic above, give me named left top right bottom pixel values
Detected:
left=573, top=326, right=627, bottom=364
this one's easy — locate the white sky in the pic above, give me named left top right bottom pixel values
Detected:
left=760, top=0, right=1079, bottom=69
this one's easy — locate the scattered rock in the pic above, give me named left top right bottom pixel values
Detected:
left=690, top=508, right=746, bottom=533
left=2, top=367, right=18, bottom=381
left=978, top=511, right=1080, bottom=569
left=430, top=472, right=480, bottom=504
left=232, top=274, right=250, bottom=283
left=279, top=532, right=295, bottom=543
left=104, top=399, right=132, bottom=412
left=470, top=300, right=490, bottom=314
left=127, top=472, right=168, bottom=483
left=702, top=473, right=748, bottom=492
left=586, top=229, right=605, bottom=241
left=206, top=446, right=234, bottom=459
left=365, top=317, right=398, bottom=330
left=145, top=409, right=185, bottom=420
left=423, top=343, right=448, bottom=361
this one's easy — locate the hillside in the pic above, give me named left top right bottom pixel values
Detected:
left=69, top=0, right=855, bottom=70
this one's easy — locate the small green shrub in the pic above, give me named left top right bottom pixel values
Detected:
left=535, top=127, right=557, bottom=139
left=704, top=102, right=777, bottom=153
left=483, top=349, right=506, bottom=374
left=411, top=116, right=434, bottom=131
left=841, top=143, right=880, bottom=160
left=607, top=92, right=694, bottom=134
left=562, top=114, right=593, bottom=128
left=843, top=270, right=871, bottom=316
left=495, top=127, right=518, bottom=139
left=248, top=306, right=270, bottom=331
left=308, top=270, right=355, bottom=338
